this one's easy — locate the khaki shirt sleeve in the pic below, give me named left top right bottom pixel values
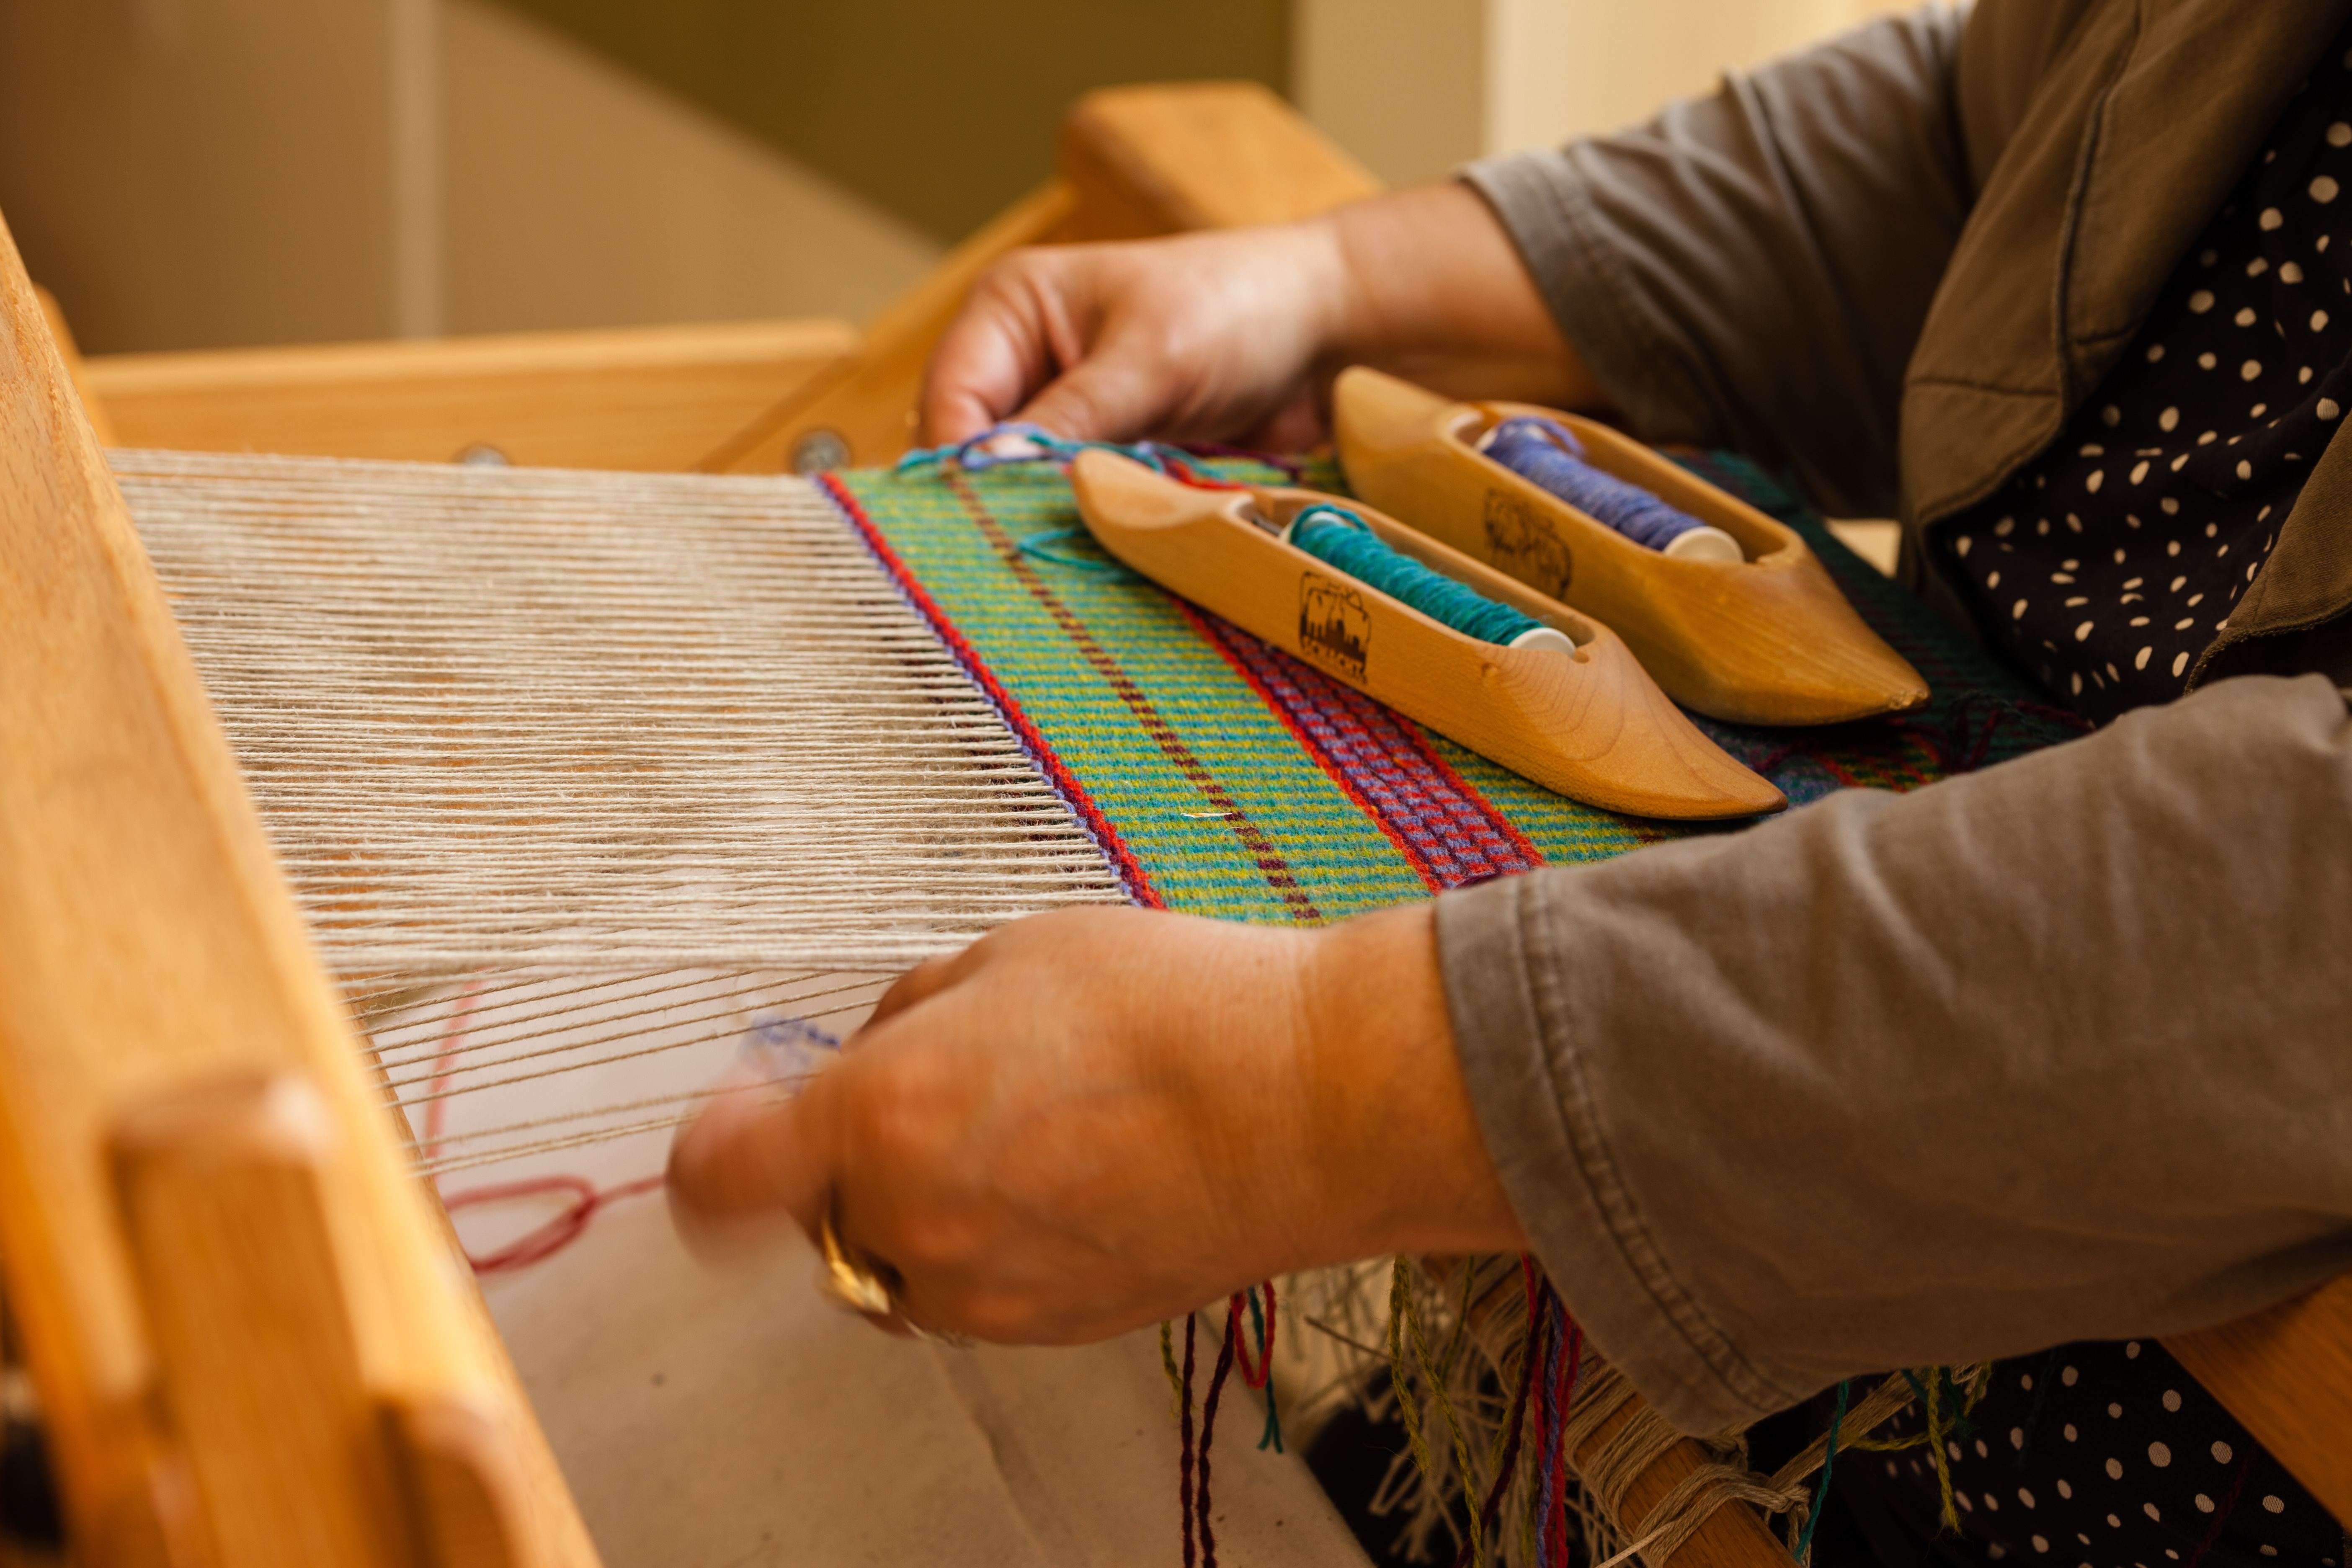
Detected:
left=1435, top=674, right=2352, bottom=1434
left=1459, top=7, right=1972, bottom=520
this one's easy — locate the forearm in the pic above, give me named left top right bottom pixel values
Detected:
left=1317, top=182, right=1608, bottom=411
left=1292, top=902, right=1529, bottom=1263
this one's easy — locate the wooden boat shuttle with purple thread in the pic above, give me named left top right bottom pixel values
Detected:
left=1069, top=450, right=1785, bottom=820
left=1333, top=366, right=1930, bottom=727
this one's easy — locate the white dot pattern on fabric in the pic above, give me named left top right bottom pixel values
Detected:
left=1927, top=60, right=2352, bottom=724
left=1829, top=1338, right=2337, bottom=1568
left=1841, top=57, right=2352, bottom=1568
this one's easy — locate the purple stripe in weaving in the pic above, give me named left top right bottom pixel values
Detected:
left=1181, top=606, right=1543, bottom=893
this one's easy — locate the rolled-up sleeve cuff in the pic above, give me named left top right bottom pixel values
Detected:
left=1457, top=152, right=1719, bottom=450
left=1435, top=871, right=1791, bottom=1434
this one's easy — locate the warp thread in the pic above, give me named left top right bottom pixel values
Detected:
left=897, top=420, right=1277, bottom=491
left=1169, top=1282, right=1282, bottom=1568
left=441, top=1173, right=665, bottom=1274
left=1197, top=1305, right=1241, bottom=1568
left=433, top=1014, right=842, bottom=1276
left=1179, top=1314, right=1200, bottom=1568
left=1534, top=1284, right=1585, bottom=1568
left=1480, top=417, right=1711, bottom=553
left=1363, top=1253, right=1956, bottom=1568
left=1854, top=1363, right=1996, bottom=1534
left=1289, top=504, right=1548, bottom=649
left=1451, top=1260, right=1545, bottom=1568
left=1793, top=1379, right=1850, bottom=1563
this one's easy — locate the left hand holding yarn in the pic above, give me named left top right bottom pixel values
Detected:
left=665, top=903, right=1527, bottom=1343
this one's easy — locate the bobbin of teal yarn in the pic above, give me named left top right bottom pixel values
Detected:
left=1283, top=505, right=1574, bottom=654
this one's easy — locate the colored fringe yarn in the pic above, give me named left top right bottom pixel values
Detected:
left=1482, top=417, right=1710, bottom=552
left=1350, top=1255, right=1995, bottom=1568
left=1164, top=1281, right=1282, bottom=1568
left=1289, top=504, right=1547, bottom=648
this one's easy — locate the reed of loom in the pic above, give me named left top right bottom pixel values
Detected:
left=1068, top=449, right=1785, bottom=820
left=1334, top=367, right=1932, bottom=728
left=13, top=87, right=2352, bottom=1568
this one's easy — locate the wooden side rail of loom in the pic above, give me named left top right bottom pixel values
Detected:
left=1, top=211, right=598, bottom=1565
left=80, top=315, right=860, bottom=473
left=2166, top=1277, right=2352, bottom=1526
left=112, top=1076, right=529, bottom=1568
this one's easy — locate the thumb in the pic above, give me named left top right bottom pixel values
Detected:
left=667, top=1064, right=838, bottom=1255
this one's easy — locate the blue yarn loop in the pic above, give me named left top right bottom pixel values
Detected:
left=1795, top=1378, right=1851, bottom=1563
left=1287, top=503, right=1547, bottom=648
left=1012, top=526, right=1135, bottom=577
left=896, top=420, right=1197, bottom=477
left=1481, top=416, right=1713, bottom=553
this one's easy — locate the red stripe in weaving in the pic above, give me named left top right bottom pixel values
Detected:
left=819, top=472, right=1163, bottom=909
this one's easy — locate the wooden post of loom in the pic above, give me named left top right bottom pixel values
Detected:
left=2166, top=1279, right=2352, bottom=1527
left=0, top=206, right=599, bottom=1564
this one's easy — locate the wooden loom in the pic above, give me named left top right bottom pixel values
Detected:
left=9, top=84, right=2352, bottom=1568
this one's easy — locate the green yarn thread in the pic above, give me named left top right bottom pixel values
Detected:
left=1288, top=505, right=1546, bottom=648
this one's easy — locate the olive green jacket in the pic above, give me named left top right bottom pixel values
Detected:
left=1450, top=0, right=2352, bottom=1433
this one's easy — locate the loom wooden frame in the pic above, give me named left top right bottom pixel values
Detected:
left=6, top=81, right=2348, bottom=1568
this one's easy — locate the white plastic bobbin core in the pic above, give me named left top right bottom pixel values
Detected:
left=1662, top=525, right=1745, bottom=563
left=1507, top=625, right=1578, bottom=656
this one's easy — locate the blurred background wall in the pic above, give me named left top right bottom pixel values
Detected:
left=0, top=0, right=1919, bottom=355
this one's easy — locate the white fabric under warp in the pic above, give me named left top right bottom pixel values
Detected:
left=113, top=449, right=1126, bottom=978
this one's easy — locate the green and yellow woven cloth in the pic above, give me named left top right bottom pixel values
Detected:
left=820, top=455, right=2080, bottom=925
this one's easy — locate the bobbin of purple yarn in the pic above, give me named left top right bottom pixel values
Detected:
left=1477, top=417, right=1742, bottom=562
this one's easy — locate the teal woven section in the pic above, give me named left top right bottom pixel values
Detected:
left=830, top=454, right=2069, bottom=926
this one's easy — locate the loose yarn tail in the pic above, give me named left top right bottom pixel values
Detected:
left=1197, top=1305, right=1241, bottom=1568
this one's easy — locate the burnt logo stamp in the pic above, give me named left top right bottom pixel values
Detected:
left=1297, top=573, right=1369, bottom=681
left=1483, top=491, right=1573, bottom=599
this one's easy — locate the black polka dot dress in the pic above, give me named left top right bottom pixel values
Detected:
left=1830, top=30, right=2352, bottom=1568
left=1934, top=38, right=2352, bottom=725
left=1827, top=1341, right=2343, bottom=1568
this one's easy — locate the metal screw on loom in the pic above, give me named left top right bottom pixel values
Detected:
left=792, top=428, right=852, bottom=475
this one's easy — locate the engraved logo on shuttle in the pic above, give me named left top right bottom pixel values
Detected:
left=1298, top=573, right=1369, bottom=681
left=1483, top=491, right=1573, bottom=599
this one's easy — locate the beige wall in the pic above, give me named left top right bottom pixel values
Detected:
left=1295, top=0, right=1921, bottom=188
left=0, top=0, right=938, bottom=353
left=440, top=0, right=937, bottom=336
left=0, top=0, right=409, bottom=353
left=1487, top=0, right=1918, bottom=153
left=1294, top=0, right=1489, bottom=189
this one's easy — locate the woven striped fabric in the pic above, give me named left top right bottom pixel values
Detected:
left=824, top=456, right=2079, bottom=925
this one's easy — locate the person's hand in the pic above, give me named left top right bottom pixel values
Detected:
left=922, top=222, right=1348, bottom=454
left=920, top=183, right=1606, bottom=450
left=666, top=903, right=1528, bottom=1343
